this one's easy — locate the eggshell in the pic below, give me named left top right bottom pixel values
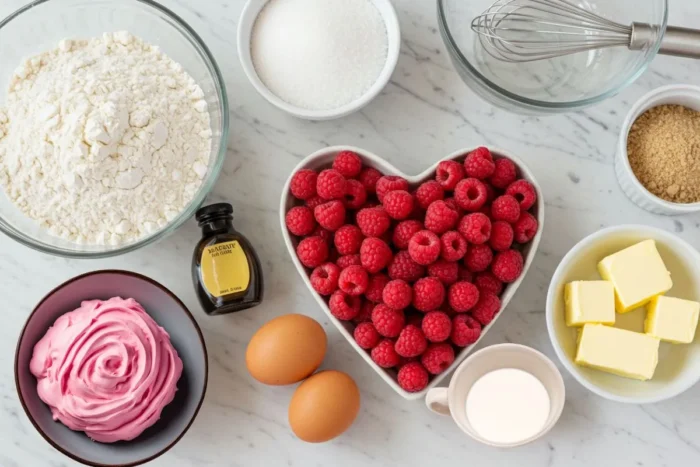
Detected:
left=288, top=370, right=361, bottom=443
left=246, top=314, right=327, bottom=385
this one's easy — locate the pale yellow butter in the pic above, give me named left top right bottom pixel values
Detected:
left=645, top=295, right=700, bottom=344
left=597, top=240, right=672, bottom=313
left=575, top=324, right=660, bottom=380
left=565, top=281, right=615, bottom=326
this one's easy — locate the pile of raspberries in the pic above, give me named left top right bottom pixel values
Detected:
left=285, top=148, right=538, bottom=392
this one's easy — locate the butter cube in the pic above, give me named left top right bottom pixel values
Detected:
left=565, top=281, right=615, bottom=326
left=644, top=296, right=700, bottom=344
left=597, top=240, right=672, bottom=313
left=575, top=324, right=660, bottom=380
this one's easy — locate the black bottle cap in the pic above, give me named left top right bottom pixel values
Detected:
left=196, top=203, right=233, bottom=224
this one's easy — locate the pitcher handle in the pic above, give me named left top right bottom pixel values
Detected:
left=425, top=387, right=450, bottom=415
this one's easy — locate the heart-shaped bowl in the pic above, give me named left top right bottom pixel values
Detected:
left=279, top=146, right=544, bottom=399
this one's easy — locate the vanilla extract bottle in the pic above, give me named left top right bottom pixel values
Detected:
left=192, top=203, right=263, bottom=315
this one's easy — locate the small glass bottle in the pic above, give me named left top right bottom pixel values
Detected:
left=192, top=203, right=263, bottom=315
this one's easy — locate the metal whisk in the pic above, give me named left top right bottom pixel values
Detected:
left=472, top=0, right=700, bottom=63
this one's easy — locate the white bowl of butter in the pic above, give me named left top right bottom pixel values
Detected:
left=546, top=225, right=700, bottom=404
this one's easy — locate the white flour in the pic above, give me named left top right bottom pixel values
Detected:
left=0, top=32, right=212, bottom=245
left=251, top=0, right=388, bottom=110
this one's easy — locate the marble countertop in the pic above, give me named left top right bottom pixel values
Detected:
left=2, top=0, right=700, bottom=466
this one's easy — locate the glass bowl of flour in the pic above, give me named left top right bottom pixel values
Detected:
left=0, top=0, right=229, bottom=257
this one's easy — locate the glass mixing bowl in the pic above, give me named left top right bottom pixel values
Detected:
left=438, top=0, right=668, bottom=114
left=0, top=0, right=229, bottom=257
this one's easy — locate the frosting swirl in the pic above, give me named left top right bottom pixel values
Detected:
left=30, top=297, right=183, bottom=443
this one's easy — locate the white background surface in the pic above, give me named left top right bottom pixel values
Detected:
left=1, top=0, right=700, bottom=466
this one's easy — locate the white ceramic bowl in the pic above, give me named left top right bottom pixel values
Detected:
left=425, top=344, right=565, bottom=448
left=237, top=0, right=401, bottom=120
left=280, top=146, right=544, bottom=399
left=546, top=225, right=700, bottom=404
left=615, top=84, right=700, bottom=215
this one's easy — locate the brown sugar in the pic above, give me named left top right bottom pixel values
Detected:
left=627, top=104, right=700, bottom=203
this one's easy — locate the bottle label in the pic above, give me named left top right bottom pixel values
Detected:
left=200, top=240, right=250, bottom=297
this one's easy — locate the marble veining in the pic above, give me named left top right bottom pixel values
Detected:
left=1, top=0, right=700, bottom=466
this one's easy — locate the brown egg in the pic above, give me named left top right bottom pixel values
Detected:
left=246, top=314, right=327, bottom=385
left=288, top=370, right=361, bottom=443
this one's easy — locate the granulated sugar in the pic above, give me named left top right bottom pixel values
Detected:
left=251, top=0, right=388, bottom=111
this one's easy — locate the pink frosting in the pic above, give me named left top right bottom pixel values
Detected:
left=30, top=297, right=183, bottom=443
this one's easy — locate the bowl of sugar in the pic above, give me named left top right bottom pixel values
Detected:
left=238, top=0, right=400, bottom=120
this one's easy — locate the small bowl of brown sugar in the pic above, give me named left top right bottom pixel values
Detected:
left=616, top=84, right=700, bottom=215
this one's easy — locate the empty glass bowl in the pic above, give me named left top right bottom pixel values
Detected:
left=438, top=0, right=668, bottom=114
left=0, top=0, right=229, bottom=257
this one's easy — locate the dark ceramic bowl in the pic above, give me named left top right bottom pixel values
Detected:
left=15, top=270, right=208, bottom=467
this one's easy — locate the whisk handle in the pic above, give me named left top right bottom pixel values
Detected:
left=632, top=23, right=700, bottom=59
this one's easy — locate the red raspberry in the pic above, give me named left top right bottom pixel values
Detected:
left=490, top=158, right=517, bottom=189
left=422, top=311, right=452, bottom=342
left=469, top=146, right=493, bottom=162
left=474, top=272, right=503, bottom=296
left=310, top=263, right=340, bottom=295
left=448, top=281, right=480, bottom=312
left=333, top=150, right=362, bottom=178
left=458, top=212, right=492, bottom=245
left=427, top=260, right=460, bottom=286
left=334, top=224, right=363, bottom=255
left=435, top=160, right=464, bottom=190
left=440, top=230, right=467, bottom=262
left=491, top=195, right=521, bottom=224
left=424, top=200, right=459, bottom=234
left=329, top=290, right=361, bottom=320
left=451, top=314, right=481, bottom=347
left=397, top=362, right=429, bottom=392
left=354, top=322, right=380, bottom=349
left=458, top=266, right=474, bottom=283
left=356, top=207, right=391, bottom=237
left=492, top=249, right=524, bottom=283
left=464, top=243, right=493, bottom=272
left=338, top=265, right=369, bottom=296
left=485, top=184, right=496, bottom=203
left=382, top=279, right=413, bottom=310
left=454, top=178, right=488, bottom=212
left=376, top=176, right=409, bottom=203
left=371, top=339, right=401, bottom=368
left=388, top=251, right=426, bottom=282
left=383, top=190, right=414, bottom=220
left=358, top=167, right=382, bottom=193
left=337, top=254, right=361, bottom=269
left=316, top=169, right=347, bottom=200
left=285, top=206, right=316, bottom=236
left=365, top=273, right=390, bottom=303
left=479, top=204, right=491, bottom=219
left=395, top=325, right=428, bottom=357
left=354, top=300, right=375, bottom=324
left=514, top=211, right=538, bottom=244
left=472, top=293, right=501, bottom=325
left=344, top=179, right=368, bottom=210
left=506, top=179, right=537, bottom=211
left=305, top=195, right=326, bottom=210
left=415, top=180, right=445, bottom=209
left=296, top=236, right=329, bottom=268
left=464, top=150, right=496, bottom=180
left=413, top=277, right=446, bottom=312
left=360, top=237, right=393, bottom=274
left=311, top=226, right=332, bottom=244
left=290, top=169, right=318, bottom=200
left=443, top=197, right=461, bottom=213
left=489, top=220, right=514, bottom=251
left=314, top=200, right=345, bottom=231
left=372, top=304, right=405, bottom=337
left=392, top=220, right=423, bottom=250
left=421, top=343, right=455, bottom=375
left=408, top=230, right=441, bottom=266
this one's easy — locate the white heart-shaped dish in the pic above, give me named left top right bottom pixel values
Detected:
left=279, top=146, right=545, bottom=400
